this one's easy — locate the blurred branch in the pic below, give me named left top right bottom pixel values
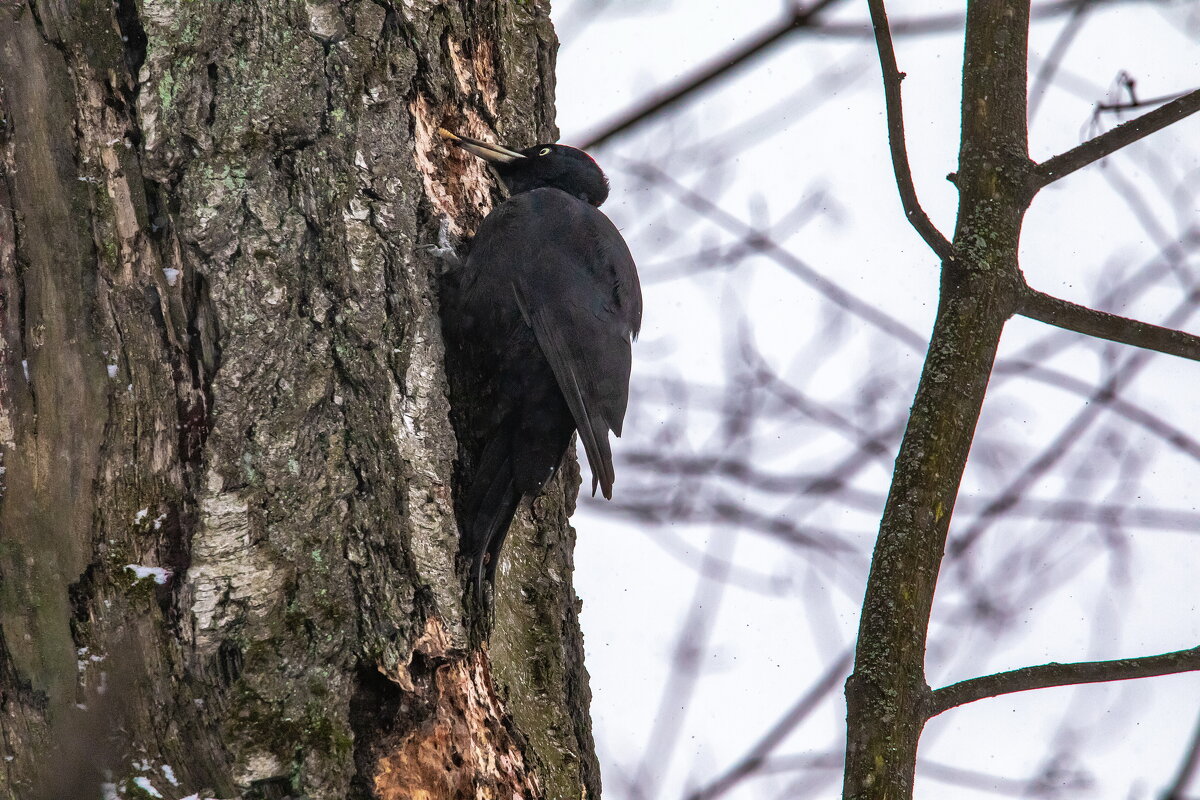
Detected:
left=631, top=533, right=736, bottom=800
left=575, top=0, right=1129, bottom=149
left=620, top=159, right=928, bottom=349
left=1027, top=0, right=1090, bottom=121
left=688, top=649, right=854, bottom=800
left=643, top=190, right=832, bottom=284
left=623, top=447, right=1200, bottom=529
left=1164, top=707, right=1200, bottom=800
left=996, top=360, right=1200, bottom=462
left=818, top=0, right=1134, bottom=38
left=670, top=64, right=864, bottom=165
left=949, top=343, right=1160, bottom=560
left=1019, top=288, right=1200, bottom=361
left=577, top=0, right=846, bottom=149
left=865, top=0, right=956, bottom=261
left=1034, top=88, right=1200, bottom=187
left=928, top=646, right=1200, bottom=717
left=918, top=758, right=1046, bottom=797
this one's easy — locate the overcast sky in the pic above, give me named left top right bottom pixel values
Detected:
left=549, top=2, right=1200, bottom=798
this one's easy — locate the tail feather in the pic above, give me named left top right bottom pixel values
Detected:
left=461, top=431, right=522, bottom=608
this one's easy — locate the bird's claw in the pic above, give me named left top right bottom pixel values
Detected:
left=419, top=216, right=462, bottom=271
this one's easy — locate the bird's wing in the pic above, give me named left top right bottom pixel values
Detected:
left=499, top=189, right=642, bottom=498
left=525, top=303, right=620, bottom=497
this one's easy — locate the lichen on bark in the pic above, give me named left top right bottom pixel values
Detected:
left=0, top=0, right=597, bottom=797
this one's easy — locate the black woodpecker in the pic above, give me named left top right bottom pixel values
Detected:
left=437, top=128, right=642, bottom=604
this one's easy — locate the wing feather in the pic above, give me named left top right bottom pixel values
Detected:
left=468, top=188, right=641, bottom=499
left=527, top=306, right=616, bottom=497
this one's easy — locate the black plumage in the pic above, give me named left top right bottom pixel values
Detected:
left=438, top=129, right=642, bottom=603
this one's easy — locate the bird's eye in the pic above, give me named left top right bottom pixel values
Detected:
left=539, top=147, right=552, bottom=156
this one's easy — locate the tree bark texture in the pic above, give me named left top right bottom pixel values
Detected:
left=843, top=3, right=1032, bottom=799
left=0, top=1, right=598, bottom=798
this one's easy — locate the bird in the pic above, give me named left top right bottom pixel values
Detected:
left=436, top=127, right=642, bottom=606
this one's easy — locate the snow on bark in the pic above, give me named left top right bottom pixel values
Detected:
left=0, top=0, right=597, bottom=797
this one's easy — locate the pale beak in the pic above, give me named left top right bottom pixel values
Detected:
left=438, top=128, right=527, bottom=164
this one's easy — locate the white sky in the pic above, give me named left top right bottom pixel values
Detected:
left=553, top=1, right=1200, bottom=799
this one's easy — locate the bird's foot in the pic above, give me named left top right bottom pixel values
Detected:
left=419, top=216, right=462, bottom=271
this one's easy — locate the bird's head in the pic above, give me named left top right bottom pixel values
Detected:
left=438, top=128, right=610, bottom=207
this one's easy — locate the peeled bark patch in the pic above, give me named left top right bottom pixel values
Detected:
left=375, top=648, right=541, bottom=800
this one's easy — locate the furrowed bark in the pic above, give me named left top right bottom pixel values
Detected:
left=842, top=4, right=1032, bottom=798
left=0, top=1, right=597, bottom=798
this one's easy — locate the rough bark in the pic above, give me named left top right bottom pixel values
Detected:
left=842, top=3, right=1032, bottom=798
left=0, top=1, right=597, bottom=798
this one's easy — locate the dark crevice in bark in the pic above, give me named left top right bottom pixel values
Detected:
left=205, top=62, right=219, bottom=129
left=394, top=16, right=435, bottom=97
left=184, top=269, right=220, bottom=437
left=113, top=0, right=147, bottom=85
left=216, top=639, right=244, bottom=685
left=25, top=0, right=65, bottom=52
left=1, top=175, right=32, bottom=418
left=348, top=662, right=405, bottom=800
left=65, top=563, right=106, bottom=671
left=142, top=181, right=169, bottom=238
left=533, top=37, right=552, bottom=134
left=0, top=620, right=46, bottom=714
left=140, top=269, right=201, bottom=631
left=378, top=5, right=402, bottom=59
left=245, top=775, right=294, bottom=800
left=154, top=503, right=191, bottom=611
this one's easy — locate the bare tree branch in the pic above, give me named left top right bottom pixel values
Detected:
left=865, top=0, right=956, bottom=261
left=1034, top=88, right=1200, bottom=187
left=1019, top=288, right=1200, bottom=362
left=843, top=2, right=1033, bottom=794
left=928, top=646, right=1200, bottom=717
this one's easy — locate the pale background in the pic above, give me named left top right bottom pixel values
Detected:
left=551, top=1, right=1200, bottom=798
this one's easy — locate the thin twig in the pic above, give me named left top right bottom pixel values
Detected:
left=865, top=0, right=956, bottom=262
left=1019, top=288, right=1200, bottom=362
left=1034, top=88, right=1200, bottom=187
left=1097, top=89, right=1193, bottom=113
left=928, top=646, right=1200, bottom=717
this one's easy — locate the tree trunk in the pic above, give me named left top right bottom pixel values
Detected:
left=843, top=3, right=1032, bottom=798
left=0, top=1, right=597, bottom=798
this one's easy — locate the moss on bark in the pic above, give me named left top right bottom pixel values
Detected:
left=0, top=0, right=597, bottom=797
